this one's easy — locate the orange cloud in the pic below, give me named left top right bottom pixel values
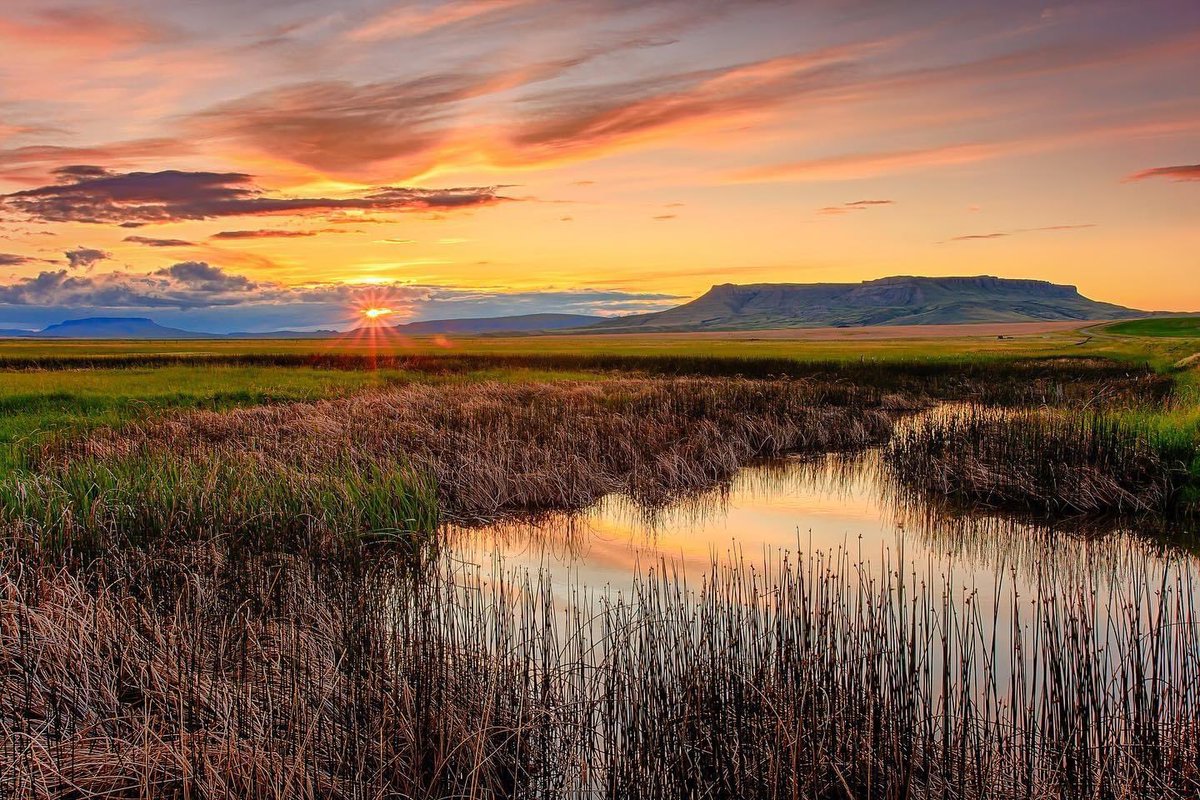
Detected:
left=347, top=0, right=542, bottom=41
left=0, top=6, right=170, bottom=54
left=734, top=142, right=1012, bottom=183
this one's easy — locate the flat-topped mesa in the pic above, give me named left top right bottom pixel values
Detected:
left=587, top=275, right=1133, bottom=332
left=36, top=317, right=220, bottom=339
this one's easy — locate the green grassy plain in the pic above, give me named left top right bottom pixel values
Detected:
left=1, top=320, right=1197, bottom=480
left=1106, top=316, right=1200, bottom=338
left=0, top=319, right=1194, bottom=365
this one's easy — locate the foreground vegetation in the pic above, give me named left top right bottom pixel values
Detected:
left=3, top=535, right=1197, bottom=798
left=1, top=323, right=1198, bottom=797
left=4, top=378, right=895, bottom=553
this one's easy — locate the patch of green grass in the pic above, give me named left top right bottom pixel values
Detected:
left=1105, top=317, right=1200, bottom=338
left=0, top=454, right=439, bottom=553
left=0, top=365, right=414, bottom=472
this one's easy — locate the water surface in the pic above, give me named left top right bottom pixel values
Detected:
left=445, top=450, right=1197, bottom=599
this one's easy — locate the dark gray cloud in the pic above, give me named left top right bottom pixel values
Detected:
left=54, top=165, right=114, bottom=180
left=124, top=235, right=195, bottom=247
left=1, top=169, right=512, bottom=226
left=64, top=247, right=111, bottom=270
left=0, top=252, right=36, bottom=266
left=0, top=266, right=257, bottom=309
left=153, top=261, right=257, bottom=293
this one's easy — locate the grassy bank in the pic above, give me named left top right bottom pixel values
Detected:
left=3, top=378, right=896, bottom=553
left=0, top=365, right=410, bottom=472
left=886, top=405, right=1196, bottom=516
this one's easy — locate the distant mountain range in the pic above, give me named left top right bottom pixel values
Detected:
left=0, top=276, right=1160, bottom=339
left=0, top=317, right=338, bottom=340
left=392, top=313, right=601, bottom=334
left=33, top=317, right=219, bottom=339
left=585, top=276, right=1144, bottom=332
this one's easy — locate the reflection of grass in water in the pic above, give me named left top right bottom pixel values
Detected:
left=4, top=537, right=1198, bottom=798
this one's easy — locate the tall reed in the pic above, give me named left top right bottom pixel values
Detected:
left=886, top=405, right=1195, bottom=516
left=2, top=539, right=1196, bottom=798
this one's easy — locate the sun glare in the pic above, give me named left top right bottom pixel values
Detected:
left=363, top=307, right=394, bottom=319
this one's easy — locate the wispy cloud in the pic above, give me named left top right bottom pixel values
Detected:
left=818, top=199, right=894, bottom=215
left=210, top=229, right=341, bottom=240
left=730, top=115, right=1200, bottom=184
left=124, top=235, right=195, bottom=247
left=346, top=0, right=542, bottom=41
left=1125, top=164, right=1200, bottom=182
left=942, top=224, right=1095, bottom=243
left=0, top=6, right=173, bottom=54
left=501, top=50, right=860, bottom=167
left=735, top=142, right=1012, bottom=183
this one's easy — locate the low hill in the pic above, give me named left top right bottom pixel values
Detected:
left=584, top=276, right=1142, bottom=332
left=34, top=317, right=220, bottom=339
left=393, top=313, right=602, bottom=335
left=6, top=313, right=603, bottom=339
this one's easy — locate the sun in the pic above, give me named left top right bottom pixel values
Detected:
left=362, top=307, right=394, bottom=319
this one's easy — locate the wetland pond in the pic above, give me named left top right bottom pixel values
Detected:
left=446, top=448, right=1198, bottom=604
left=441, top=447, right=1200, bottom=697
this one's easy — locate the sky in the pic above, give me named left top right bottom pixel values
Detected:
left=0, top=0, right=1197, bottom=332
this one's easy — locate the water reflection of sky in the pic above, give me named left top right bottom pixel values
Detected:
left=438, top=451, right=1199, bottom=702
left=445, top=451, right=1198, bottom=604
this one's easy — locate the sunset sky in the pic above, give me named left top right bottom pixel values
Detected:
left=0, top=0, right=1197, bottom=332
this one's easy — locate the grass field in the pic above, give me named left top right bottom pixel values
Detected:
left=1, top=317, right=1195, bottom=364
left=1106, top=316, right=1200, bottom=338
left=1, top=319, right=1196, bottom=476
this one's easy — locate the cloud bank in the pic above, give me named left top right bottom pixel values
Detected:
left=0, top=262, right=679, bottom=332
left=1, top=169, right=512, bottom=226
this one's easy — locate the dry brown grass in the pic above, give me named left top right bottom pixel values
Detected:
left=885, top=405, right=1188, bottom=515
left=6, top=378, right=896, bottom=552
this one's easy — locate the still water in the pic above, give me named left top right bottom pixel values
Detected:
left=445, top=450, right=1197, bottom=602
left=437, top=449, right=1199, bottom=702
